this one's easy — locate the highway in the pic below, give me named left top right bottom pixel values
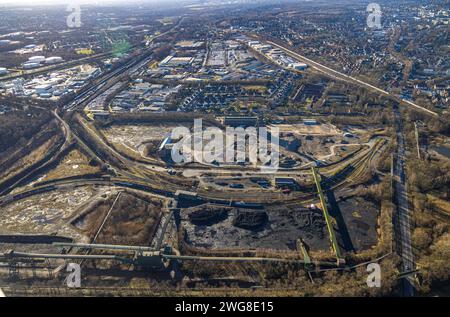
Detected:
left=393, top=106, right=415, bottom=296
left=264, top=40, right=439, bottom=117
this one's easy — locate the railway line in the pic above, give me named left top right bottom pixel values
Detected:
left=0, top=132, right=387, bottom=285
left=0, top=285, right=336, bottom=297
left=0, top=242, right=337, bottom=276
left=65, top=17, right=185, bottom=112
left=0, top=134, right=386, bottom=207
left=0, top=16, right=403, bottom=296
left=0, top=126, right=71, bottom=196
left=264, top=39, right=439, bottom=117
left=1, top=70, right=388, bottom=203
left=0, top=235, right=396, bottom=297
left=0, top=135, right=392, bottom=296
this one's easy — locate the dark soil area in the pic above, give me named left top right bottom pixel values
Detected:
left=188, top=206, right=229, bottom=226
left=181, top=203, right=329, bottom=251
left=337, top=196, right=379, bottom=251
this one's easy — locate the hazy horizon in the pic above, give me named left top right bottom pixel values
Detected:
left=0, top=0, right=183, bottom=6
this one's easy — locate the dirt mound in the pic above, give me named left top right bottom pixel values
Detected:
left=188, top=206, right=229, bottom=225
left=286, top=208, right=325, bottom=238
left=233, top=210, right=268, bottom=230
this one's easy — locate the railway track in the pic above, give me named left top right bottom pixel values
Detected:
left=65, top=17, right=185, bottom=112
left=0, top=285, right=314, bottom=297
left=0, top=137, right=387, bottom=207
left=264, top=39, right=439, bottom=117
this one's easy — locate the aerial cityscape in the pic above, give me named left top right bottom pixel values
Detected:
left=0, top=0, right=448, bottom=299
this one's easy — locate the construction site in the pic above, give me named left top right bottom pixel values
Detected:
left=0, top=102, right=400, bottom=297
left=1, top=0, right=450, bottom=301
left=3, top=1, right=446, bottom=297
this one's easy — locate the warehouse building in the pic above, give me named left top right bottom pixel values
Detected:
left=289, top=62, right=308, bottom=70
left=28, top=55, right=46, bottom=63
left=45, top=56, right=63, bottom=64
left=23, top=62, right=41, bottom=69
left=160, top=55, right=194, bottom=67
left=273, top=177, right=298, bottom=189
left=224, top=116, right=258, bottom=127
left=303, top=119, right=318, bottom=125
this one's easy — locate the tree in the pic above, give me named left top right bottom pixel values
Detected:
left=419, top=233, right=450, bottom=292
left=412, top=227, right=432, bottom=251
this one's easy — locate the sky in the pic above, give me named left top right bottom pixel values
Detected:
left=0, top=0, right=171, bottom=6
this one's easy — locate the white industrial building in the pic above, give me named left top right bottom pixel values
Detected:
left=249, top=40, right=309, bottom=71
left=77, top=67, right=101, bottom=80
left=289, top=62, right=308, bottom=70
left=0, top=67, right=8, bottom=75
left=35, top=84, right=53, bottom=94
left=160, top=55, right=194, bottom=67
left=3, top=63, right=100, bottom=99
left=45, top=56, right=63, bottom=64
left=23, top=62, right=41, bottom=69
left=28, top=55, right=46, bottom=63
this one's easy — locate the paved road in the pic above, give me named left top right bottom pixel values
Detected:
left=393, top=107, right=415, bottom=297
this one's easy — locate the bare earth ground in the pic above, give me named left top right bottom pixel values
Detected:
left=73, top=191, right=165, bottom=246
left=41, top=149, right=101, bottom=182
left=338, top=196, right=379, bottom=251
left=101, top=124, right=191, bottom=157
left=0, top=186, right=116, bottom=242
